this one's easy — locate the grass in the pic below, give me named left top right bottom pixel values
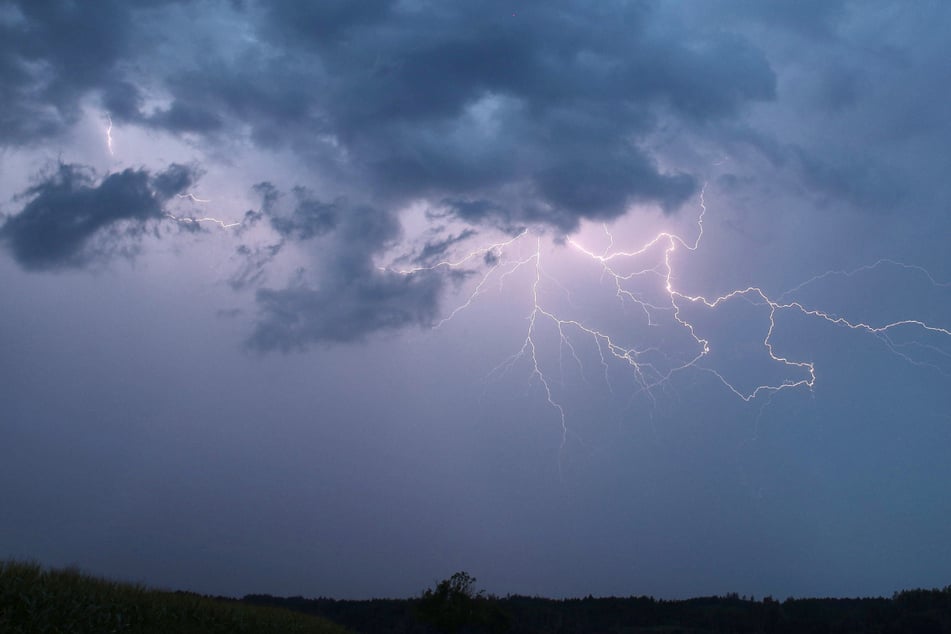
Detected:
left=0, top=560, right=352, bottom=634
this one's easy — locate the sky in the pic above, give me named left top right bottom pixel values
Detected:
left=2, top=0, right=951, bottom=601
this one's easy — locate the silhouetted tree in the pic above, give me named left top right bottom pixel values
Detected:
left=415, top=572, right=509, bottom=634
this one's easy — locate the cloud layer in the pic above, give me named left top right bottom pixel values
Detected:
left=210, top=0, right=773, bottom=228
left=6, top=0, right=948, bottom=349
left=2, top=0, right=774, bottom=226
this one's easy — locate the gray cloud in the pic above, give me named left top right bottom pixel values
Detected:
left=174, top=0, right=777, bottom=347
left=251, top=271, right=443, bottom=350
left=0, top=162, right=197, bottom=270
left=146, top=101, right=225, bottom=134
left=248, top=200, right=444, bottom=350
left=142, top=0, right=775, bottom=231
left=0, top=0, right=784, bottom=346
left=268, top=187, right=340, bottom=242
left=414, top=229, right=478, bottom=265
left=0, top=0, right=183, bottom=145
left=226, top=183, right=341, bottom=293
left=794, top=150, right=905, bottom=212
left=710, top=0, right=848, bottom=40
left=18, top=1, right=918, bottom=350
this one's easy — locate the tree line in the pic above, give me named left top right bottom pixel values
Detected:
left=241, top=572, right=951, bottom=633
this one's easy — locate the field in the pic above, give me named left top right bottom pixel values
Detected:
left=0, top=560, right=350, bottom=634
left=5, top=561, right=951, bottom=633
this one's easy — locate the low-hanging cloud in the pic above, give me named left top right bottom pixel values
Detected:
left=248, top=197, right=444, bottom=350
left=0, top=162, right=198, bottom=270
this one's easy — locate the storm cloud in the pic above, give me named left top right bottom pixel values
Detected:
left=0, top=0, right=775, bottom=228
left=0, top=0, right=180, bottom=145
left=249, top=199, right=444, bottom=349
left=0, top=0, right=782, bottom=345
left=0, top=163, right=197, bottom=270
left=190, top=0, right=774, bottom=228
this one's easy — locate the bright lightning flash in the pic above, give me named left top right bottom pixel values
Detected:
left=384, top=191, right=951, bottom=451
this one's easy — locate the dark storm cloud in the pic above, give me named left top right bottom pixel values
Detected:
left=155, top=0, right=776, bottom=348
left=261, top=0, right=395, bottom=45
left=249, top=200, right=444, bottom=349
left=534, top=153, right=695, bottom=219
left=0, top=163, right=197, bottom=270
left=227, top=184, right=340, bottom=292
left=100, top=79, right=145, bottom=124
left=711, top=0, right=848, bottom=40
left=0, top=0, right=182, bottom=145
left=268, top=187, right=340, bottom=241
left=696, top=2, right=951, bottom=219
left=3, top=0, right=784, bottom=346
left=222, top=181, right=444, bottom=347
left=415, top=229, right=478, bottom=265
left=146, top=0, right=775, bottom=230
left=146, top=102, right=224, bottom=134
left=794, top=150, right=905, bottom=212
left=251, top=271, right=443, bottom=349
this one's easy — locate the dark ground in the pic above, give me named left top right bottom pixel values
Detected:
left=242, top=586, right=951, bottom=634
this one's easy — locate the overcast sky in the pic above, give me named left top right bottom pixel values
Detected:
left=3, top=0, right=951, bottom=601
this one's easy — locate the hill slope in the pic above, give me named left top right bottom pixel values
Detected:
left=0, top=560, right=351, bottom=634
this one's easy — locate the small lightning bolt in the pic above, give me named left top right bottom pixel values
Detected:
left=165, top=213, right=242, bottom=229
left=488, top=238, right=569, bottom=449
left=105, top=114, right=114, bottom=156
left=382, top=230, right=528, bottom=276
left=166, top=193, right=241, bottom=229
left=779, top=258, right=951, bottom=302
left=388, top=188, right=951, bottom=452
left=177, top=193, right=212, bottom=204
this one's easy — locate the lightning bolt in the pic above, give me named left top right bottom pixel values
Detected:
left=165, top=213, right=242, bottom=229
left=166, top=193, right=241, bottom=229
left=382, top=230, right=528, bottom=276
left=105, top=114, right=114, bottom=156
left=779, top=258, right=951, bottom=302
left=388, top=188, right=951, bottom=452
left=177, top=193, right=212, bottom=204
